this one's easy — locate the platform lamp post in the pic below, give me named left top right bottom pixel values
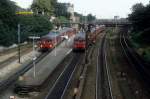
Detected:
left=29, top=36, right=40, bottom=78
left=85, top=25, right=88, bottom=64
left=16, top=11, right=33, bottom=63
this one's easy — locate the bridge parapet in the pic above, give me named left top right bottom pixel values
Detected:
left=53, top=19, right=131, bottom=27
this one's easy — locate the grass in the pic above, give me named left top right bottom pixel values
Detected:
left=130, top=32, right=150, bottom=62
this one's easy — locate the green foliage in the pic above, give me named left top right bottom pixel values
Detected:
left=132, top=28, right=150, bottom=46
left=128, top=3, right=149, bottom=32
left=74, top=12, right=96, bottom=23
left=18, top=15, right=53, bottom=42
left=129, top=2, right=150, bottom=62
left=58, top=16, right=69, bottom=23
left=54, top=3, right=71, bottom=19
left=74, top=12, right=86, bottom=22
left=31, top=0, right=57, bottom=15
left=143, top=48, right=150, bottom=62
left=0, top=0, right=18, bottom=28
left=129, top=2, right=150, bottom=45
left=0, top=0, right=18, bottom=46
left=0, top=0, right=53, bottom=46
left=53, top=16, right=70, bottom=27
left=87, top=14, right=96, bottom=22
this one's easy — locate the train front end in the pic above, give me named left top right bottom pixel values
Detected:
left=73, top=32, right=86, bottom=51
left=38, top=39, right=54, bottom=51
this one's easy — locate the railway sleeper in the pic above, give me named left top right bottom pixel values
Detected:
left=14, top=85, right=41, bottom=95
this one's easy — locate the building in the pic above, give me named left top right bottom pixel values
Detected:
left=65, top=3, right=75, bottom=22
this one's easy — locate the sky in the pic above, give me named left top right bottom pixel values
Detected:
left=11, top=0, right=149, bottom=19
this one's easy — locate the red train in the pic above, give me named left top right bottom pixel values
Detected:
left=88, top=25, right=105, bottom=44
left=73, top=26, right=105, bottom=51
left=73, top=32, right=86, bottom=51
left=38, top=28, right=76, bottom=51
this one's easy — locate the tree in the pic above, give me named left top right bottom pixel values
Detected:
left=0, top=0, right=18, bottom=46
left=87, top=14, right=96, bottom=22
left=31, top=0, right=57, bottom=15
left=0, top=0, right=53, bottom=46
left=128, top=2, right=150, bottom=45
left=128, top=3, right=150, bottom=32
left=128, top=3, right=146, bottom=32
left=19, top=15, right=53, bottom=42
left=132, top=3, right=145, bottom=12
left=54, top=3, right=71, bottom=19
left=74, top=12, right=96, bottom=23
left=0, top=0, right=18, bottom=28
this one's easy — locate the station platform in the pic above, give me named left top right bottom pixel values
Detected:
left=0, top=34, right=74, bottom=84
left=18, top=36, right=74, bottom=86
left=0, top=50, right=40, bottom=81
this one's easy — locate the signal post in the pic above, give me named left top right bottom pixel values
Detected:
left=16, top=11, right=33, bottom=63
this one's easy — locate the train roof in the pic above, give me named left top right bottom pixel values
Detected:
left=41, top=31, right=60, bottom=39
left=60, top=27, right=73, bottom=34
left=75, top=31, right=85, bottom=39
left=41, top=27, right=74, bottom=39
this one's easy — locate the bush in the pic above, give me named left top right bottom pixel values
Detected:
left=0, top=0, right=53, bottom=47
left=143, top=48, right=150, bottom=62
left=0, top=15, right=53, bottom=46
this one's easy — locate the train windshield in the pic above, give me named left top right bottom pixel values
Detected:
left=76, top=32, right=85, bottom=38
left=50, top=31, right=60, bottom=34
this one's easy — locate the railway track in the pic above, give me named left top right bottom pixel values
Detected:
left=0, top=38, right=69, bottom=94
left=96, top=34, right=113, bottom=99
left=45, top=53, right=84, bottom=99
left=0, top=45, right=33, bottom=68
left=0, top=51, right=49, bottom=92
left=119, top=29, right=150, bottom=91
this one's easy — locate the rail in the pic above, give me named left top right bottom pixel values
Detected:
left=0, top=51, right=49, bottom=92
left=96, top=34, right=113, bottom=99
left=119, top=29, right=150, bottom=91
left=45, top=53, right=83, bottom=99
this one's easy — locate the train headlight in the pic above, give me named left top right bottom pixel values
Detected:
left=49, top=44, right=52, bottom=48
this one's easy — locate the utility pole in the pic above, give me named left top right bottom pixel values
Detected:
left=114, top=16, right=119, bottom=32
left=18, top=24, right=21, bottom=63
left=85, top=27, right=88, bottom=64
left=85, top=22, right=90, bottom=65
